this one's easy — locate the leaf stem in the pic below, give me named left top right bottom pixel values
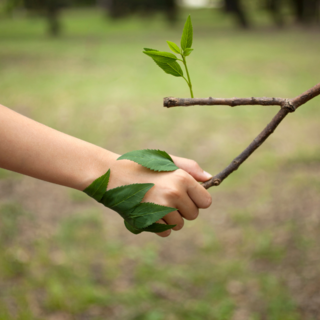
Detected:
left=183, top=76, right=190, bottom=86
left=182, top=54, right=194, bottom=98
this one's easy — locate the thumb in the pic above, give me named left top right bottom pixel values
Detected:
left=170, top=155, right=213, bottom=182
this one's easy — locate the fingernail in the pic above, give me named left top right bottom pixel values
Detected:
left=203, top=171, right=213, bottom=179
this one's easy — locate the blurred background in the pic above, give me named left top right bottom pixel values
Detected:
left=0, top=0, right=320, bottom=319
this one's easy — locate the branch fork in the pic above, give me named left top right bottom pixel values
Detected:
left=164, top=83, right=320, bottom=189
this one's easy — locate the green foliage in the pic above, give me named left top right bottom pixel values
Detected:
left=84, top=150, right=178, bottom=234
left=127, top=202, right=176, bottom=229
left=181, top=15, right=193, bottom=51
left=167, top=41, right=181, bottom=54
left=154, top=60, right=184, bottom=77
left=83, top=170, right=110, bottom=202
left=143, top=15, right=195, bottom=98
left=101, top=183, right=154, bottom=217
left=143, top=51, right=178, bottom=63
left=118, top=149, right=179, bottom=172
left=183, top=48, right=194, bottom=57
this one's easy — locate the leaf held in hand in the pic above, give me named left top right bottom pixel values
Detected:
left=125, top=220, right=176, bottom=234
left=83, top=170, right=110, bottom=202
left=101, top=183, right=154, bottom=218
left=84, top=163, right=177, bottom=235
left=181, top=15, right=193, bottom=50
left=128, top=202, right=176, bottom=229
left=118, top=149, right=179, bottom=172
left=124, top=221, right=143, bottom=234
left=167, top=41, right=181, bottom=54
left=143, top=51, right=178, bottom=63
left=143, top=223, right=176, bottom=233
left=183, top=48, right=194, bottom=57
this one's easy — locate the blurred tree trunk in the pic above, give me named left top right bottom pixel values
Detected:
left=23, top=0, right=65, bottom=36
left=267, top=0, right=284, bottom=27
left=100, top=0, right=178, bottom=24
left=291, top=0, right=320, bottom=24
left=162, top=0, right=178, bottom=25
left=46, top=2, right=61, bottom=36
left=224, top=0, right=250, bottom=29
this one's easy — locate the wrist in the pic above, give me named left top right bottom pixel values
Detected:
left=74, top=146, right=119, bottom=191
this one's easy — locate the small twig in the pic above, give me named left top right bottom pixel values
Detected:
left=164, top=96, right=287, bottom=108
left=163, top=83, right=320, bottom=189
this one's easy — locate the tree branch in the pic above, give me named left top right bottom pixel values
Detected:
left=164, top=96, right=288, bottom=108
left=163, top=83, right=320, bottom=189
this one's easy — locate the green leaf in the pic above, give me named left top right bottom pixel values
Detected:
left=143, top=223, right=176, bottom=233
left=128, top=203, right=176, bottom=229
left=143, top=51, right=178, bottom=63
left=101, top=183, right=154, bottom=218
left=83, top=170, right=110, bottom=202
left=124, top=221, right=176, bottom=235
left=118, top=149, right=179, bottom=172
left=124, top=221, right=143, bottom=234
left=154, top=60, right=184, bottom=77
left=144, top=48, right=159, bottom=52
left=181, top=15, right=193, bottom=50
left=167, top=41, right=181, bottom=54
left=183, top=48, right=194, bottom=57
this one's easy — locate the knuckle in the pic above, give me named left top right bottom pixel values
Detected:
left=175, top=169, right=189, bottom=184
left=165, top=187, right=181, bottom=200
left=190, top=160, right=200, bottom=171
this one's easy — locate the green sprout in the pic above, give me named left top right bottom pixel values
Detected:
left=143, top=15, right=194, bottom=98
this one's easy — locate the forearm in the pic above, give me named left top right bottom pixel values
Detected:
left=0, top=104, right=117, bottom=190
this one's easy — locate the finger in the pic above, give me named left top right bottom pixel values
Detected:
left=187, top=179, right=212, bottom=209
left=162, top=210, right=184, bottom=231
left=171, top=155, right=212, bottom=182
left=156, top=219, right=171, bottom=238
left=175, top=195, right=199, bottom=221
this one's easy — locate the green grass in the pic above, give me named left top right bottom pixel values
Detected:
left=0, top=8, right=320, bottom=320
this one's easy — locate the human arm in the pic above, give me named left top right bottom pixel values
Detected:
left=0, top=104, right=212, bottom=237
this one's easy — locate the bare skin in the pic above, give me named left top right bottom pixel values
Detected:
left=0, top=104, right=212, bottom=237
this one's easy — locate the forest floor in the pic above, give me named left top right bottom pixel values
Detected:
left=0, top=8, right=320, bottom=320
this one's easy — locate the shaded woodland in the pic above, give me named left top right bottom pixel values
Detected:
left=1, top=0, right=319, bottom=35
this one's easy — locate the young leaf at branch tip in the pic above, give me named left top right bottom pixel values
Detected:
left=181, top=15, right=193, bottom=50
left=167, top=41, right=181, bottom=54
left=118, top=149, right=179, bottom=172
left=83, top=169, right=110, bottom=202
left=144, top=48, right=159, bottom=52
left=183, top=48, right=194, bottom=57
left=154, top=60, right=184, bottom=77
left=143, top=51, right=178, bottom=63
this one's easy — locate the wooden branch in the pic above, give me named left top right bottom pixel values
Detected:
left=164, top=96, right=288, bottom=108
left=163, top=83, right=320, bottom=189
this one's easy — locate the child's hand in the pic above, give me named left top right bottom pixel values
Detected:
left=108, top=154, right=212, bottom=237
